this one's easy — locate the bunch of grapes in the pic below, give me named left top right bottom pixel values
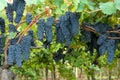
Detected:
left=55, top=12, right=79, bottom=46
left=19, top=33, right=32, bottom=60
left=37, top=19, right=45, bottom=41
left=97, top=34, right=117, bottom=63
left=37, top=17, right=54, bottom=48
left=0, top=34, right=5, bottom=54
left=8, top=44, right=22, bottom=67
left=26, top=13, right=32, bottom=24
left=81, top=22, right=118, bottom=63
left=53, top=48, right=65, bottom=62
left=8, top=24, right=18, bottom=33
left=28, top=30, right=36, bottom=46
left=0, top=17, right=5, bottom=33
left=6, top=0, right=26, bottom=23
left=0, top=17, right=5, bottom=54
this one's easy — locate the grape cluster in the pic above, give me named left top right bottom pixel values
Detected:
left=69, top=12, right=80, bottom=35
left=20, top=33, right=32, bottom=60
left=8, top=44, right=22, bottom=67
left=28, top=30, right=36, bottom=46
left=56, top=21, right=64, bottom=43
left=81, top=23, right=98, bottom=56
left=9, top=24, right=18, bottom=33
left=97, top=34, right=117, bottom=63
left=93, top=22, right=112, bottom=34
left=37, top=17, right=54, bottom=48
left=8, top=27, right=33, bottom=66
left=7, top=21, right=33, bottom=66
left=0, top=17, right=5, bottom=33
left=44, top=17, right=54, bottom=43
left=114, top=24, right=120, bottom=38
left=6, top=5, right=13, bottom=22
left=97, top=34, right=108, bottom=45
left=53, top=48, right=65, bottom=62
left=55, top=12, right=79, bottom=46
left=53, top=48, right=73, bottom=62
left=81, top=22, right=118, bottom=63
left=0, top=17, right=5, bottom=54
left=0, top=34, right=4, bottom=54
left=8, top=24, right=19, bottom=45
left=6, top=0, right=26, bottom=23
left=0, top=18, right=5, bottom=66
left=26, top=13, right=32, bottom=24
left=37, top=19, right=45, bottom=41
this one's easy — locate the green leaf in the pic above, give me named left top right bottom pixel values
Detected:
left=76, top=2, right=85, bottom=12
left=0, top=31, right=1, bottom=34
left=73, top=0, right=80, bottom=6
left=114, top=0, right=120, bottom=10
left=8, top=32, right=17, bottom=39
left=81, top=0, right=88, bottom=4
left=54, top=0, right=64, bottom=7
left=87, top=1, right=95, bottom=10
left=0, top=0, right=7, bottom=11
left=61, top=4, right=66, bottom=10
left=99, top=2, right=117, bottom=15
left=38, top=0, right=44, bottom=2
left=55, top=8, right=62, bottom=14
left=25, top=0, right=40, bottom=5
left=76, top=0, right=89, bottom=12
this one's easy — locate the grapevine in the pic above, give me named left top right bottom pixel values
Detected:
left=0, top=0, right=120, bottom=69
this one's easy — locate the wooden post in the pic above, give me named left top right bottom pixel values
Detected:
left=0, top=68, right=16, bottom=80
left=45, top=68, right=48, bottom=80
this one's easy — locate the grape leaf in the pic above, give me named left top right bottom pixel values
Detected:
left=61, top=4, right=67, bottom=10
left=55, top=8, right=62, bottom=14
left=0, top=0, right=7, bottom=11
left=81, top=0, right=88, bottom=4
left=25, top=0, right=42, bottom=5
left=54, top=0, right=64, bottom=7
left=76, top=2, right=85, bottom=12
left=99, top=2, right=117, bottom=15
left=8, top=32, right=17, bottom=39
left=73, top=0, right=80, bottom=6
left=76, top=0, right=88, bottom=12
left=87, top=1, right=95, bottom=10
left=114, top=0, right=120, bottom=10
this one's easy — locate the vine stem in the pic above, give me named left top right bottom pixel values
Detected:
left=84, top=9, right=101, bottom=14
left=82, top=25, right=120, bottom=40
left=45, top=68, right=48, bottom=80
left=107, top=30, right=120, bottom=34
left=3, top=37, right=10, bottom=68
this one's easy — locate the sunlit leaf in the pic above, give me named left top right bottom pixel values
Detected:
left=76, top=2, right=85, bottom=12
left=87, top=1, right=95, bottom=10
left=61, top=4, right=67, bottom=10
left=25, top=0, right=44, bottom=5
left=114, top=0, right=120, bottom=10
left=55, top=8, right=62, bottom=14
left=99, top=2, right=117, bottom=15
left=73, top=0, right=80, bottom=6
left=81, top=0, right=88, bottom=4
left=8, top=32, right=17, bottom=39
left=0, top=0, right=7, bottom=11
left=54, top=0, right=64, bottom=7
